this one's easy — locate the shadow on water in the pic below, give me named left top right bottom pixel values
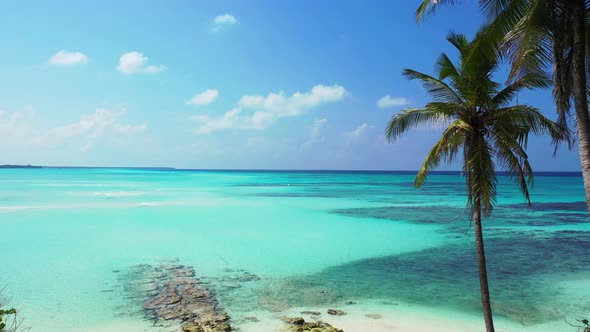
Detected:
left=256, top=230, right=590, bottom=326
left=233, top=176, right=590, bottom=326
left=332, top=202, right=589, bottom=228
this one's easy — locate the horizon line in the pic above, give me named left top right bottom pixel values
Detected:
left=0, top=165, right=583, bottom=175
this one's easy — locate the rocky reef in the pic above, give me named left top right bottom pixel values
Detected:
left=121, top=262, right=232, bottom=332
left=116, top=261, right=347, bottom=332
left=326, top=309, right=346, bottom=316
left=283, top=316, right=344, bottom=332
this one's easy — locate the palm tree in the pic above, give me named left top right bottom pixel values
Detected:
left=415, top=0, right=590, bottom=215
left=386, top=31, right=568, bottom=332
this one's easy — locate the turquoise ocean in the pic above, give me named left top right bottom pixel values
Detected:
left=0, top=168, right=589, bottom=331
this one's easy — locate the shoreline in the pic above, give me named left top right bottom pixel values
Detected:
left=33, top=301, right=573, bottom=332
left=236, top=301, right=572, bottom=332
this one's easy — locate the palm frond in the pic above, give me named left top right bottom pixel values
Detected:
left=492, top=105, right=571, bottom=147
left=447, top=32, right=470, bottom=52
left=435, top=53, right=460, bottom=81
left=503, top=0, right=553, bottom=81
left=449, top=26, right=506, bottom=111
left=464, top=136, right=497, bottom=217
left=414, top=119, right=469, bottom=187
left=416, top=0, right=459, bottom=22
left=489, top=128, right=534, bottom=204
left=480, top=0, right=516, bottom=18
left=481, top=0, right=532, bottom=28
left=492, top=71, right=552, bottom=107
left=403, top=69, right=465, bottom=104
left=385, top=107, right=457, bottom=142
left=462, top=23, right=505, bottom=73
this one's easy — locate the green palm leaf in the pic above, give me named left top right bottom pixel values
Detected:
left=385, top=107, right=455, bottom=142
left=402, top=69, right=465, bottom=104
left=414, top=119, right=469, bottom=187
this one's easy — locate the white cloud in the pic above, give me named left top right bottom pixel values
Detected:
left=187, top=89, right=219, bottom=106
left=214, top=14, right=238, bottom=25
left=0, top=107, right=36, bottom=141
left=143, top=65, right=167, bottom=73
left=192, top=84, right=347, bottom=134
left=310, top=118, right=328, bottom=140
left=48, top=50, right=89, bottom=66
left=377, top=95, right=410, bottom=109
left=302, top=118, right=328, bottom=149
left=0, top=107, right=39, bottom=162
left=237, top=84, right=346, bottom=128
left=117, top=52, right=166, bottom=75
left=345, top=123, right=374, bottom=139
left=114, top=123, right=148, bottom=134
left=34, top=108, right=146, bottom=152
left=192, top=108, right=242, bottom=135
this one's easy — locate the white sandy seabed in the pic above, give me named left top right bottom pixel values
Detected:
left=48, top=301, right=573, bottom=332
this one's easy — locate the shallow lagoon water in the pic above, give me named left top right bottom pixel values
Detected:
left=0, top=168, right=588, bottom=331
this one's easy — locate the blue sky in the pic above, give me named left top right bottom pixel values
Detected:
left=0, top=1, right=581, bottom=170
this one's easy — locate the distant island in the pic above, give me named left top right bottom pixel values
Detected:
left=0, top=165, right=43, bottom=169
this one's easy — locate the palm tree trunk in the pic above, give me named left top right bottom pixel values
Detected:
left=473, top=199, right=495, bottom=332
left=572, top=0, right=590, bottom=216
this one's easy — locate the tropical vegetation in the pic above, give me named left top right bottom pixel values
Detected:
left=0, top=307, right=17, bottom=332
left=415, top=0, right=590, bottom=215
left=385, top=29, right=568, bottom=331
